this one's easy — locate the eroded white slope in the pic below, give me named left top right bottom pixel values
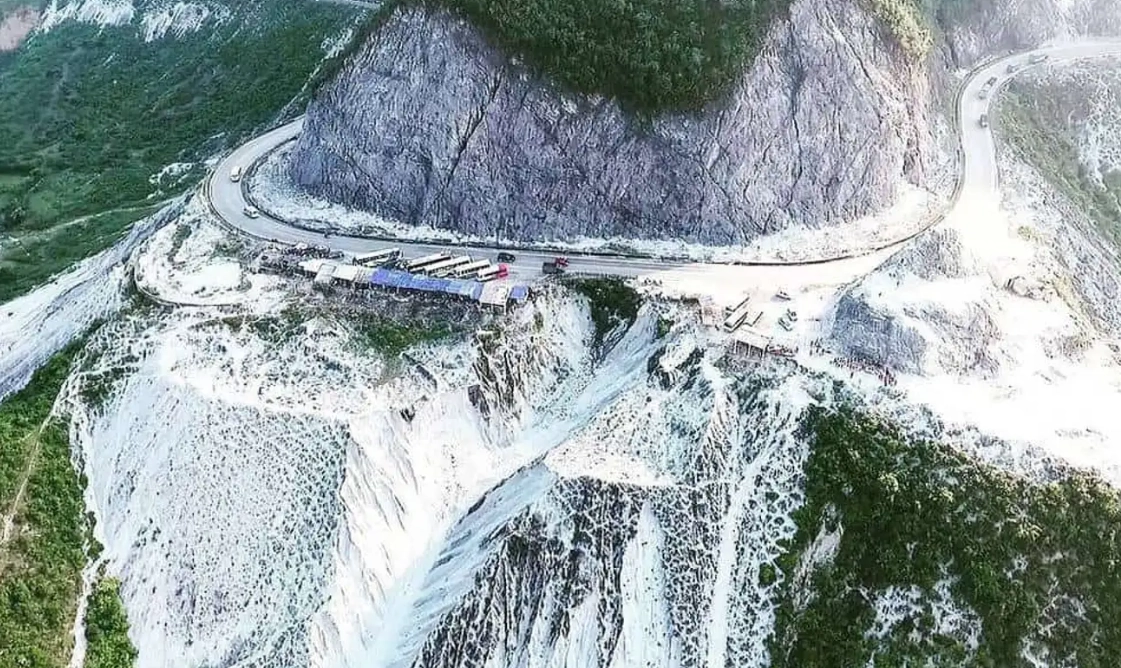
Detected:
left=0, top=200, right=180, bottom=402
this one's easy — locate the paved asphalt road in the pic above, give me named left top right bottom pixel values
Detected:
left=208, top=39, right=1121, bottom=281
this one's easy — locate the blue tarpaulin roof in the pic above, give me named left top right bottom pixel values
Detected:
left=368, top=268, right=520, bottom=304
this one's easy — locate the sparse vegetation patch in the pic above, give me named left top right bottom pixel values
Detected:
left=564, top=277, right=642, bottom=346
left=867, top=0, right=933, bottom=60
left=351, top=313, right=455, bottom=357
left=997, top=82, right=1121, bottom=248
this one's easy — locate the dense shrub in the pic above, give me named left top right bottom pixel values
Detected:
left=84, top=575, right=137, bottom=668
left=430, top=0, right=791, bottom=113
left=0, top=0, right=352, bottom=303
left=564, top=277, right=642, bottom=345
left=771, top=405, right=1121, bottom=666
left=0, top=343, right=88, bottom=667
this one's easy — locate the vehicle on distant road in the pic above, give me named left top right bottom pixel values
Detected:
left=979, top=113, right=989, bottom=128
left=542, top=261, right=565, bottom=275
left=229, top=165, right=243, bottom=182
left=774, top=290, right=791, bottom=301
left=722, top=296, right=752, bottom=332
left=243, top=205, right=260, bottom=218
left=554, top=256, right=570, bottom=267
left=977, top=76, right=999, bottom=99
left=452, top=259, right=491, bottom=278
left=1006, top=62, right=1019, bottom=74
left=421, top=255, right=472, bottom=276
left=497, top=251, right=516, bottom=263
left=1029, top=54, right=1049, bottom=64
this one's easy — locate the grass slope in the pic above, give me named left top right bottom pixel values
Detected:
left=0, top=0, right=355, bottom=303
left=770, top=405, right=1121, bottom=666
left=0, top=342, right=88, bottom=668
left=0, top=205, right=159, bottom=305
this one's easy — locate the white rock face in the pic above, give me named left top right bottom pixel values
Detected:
left=57, top=214, right=833, bottom=668
left=38, top=0, right=135, bottom=31
left=37, top=0, right=228, bottom=39
left=140, top=2, right=223, bottom=42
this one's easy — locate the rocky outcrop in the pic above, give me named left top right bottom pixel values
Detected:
left=828, top=227, right=1002, bottom=377
left=830, top=293, right=929, bottom=374
left=290, top=0, right=941, bottom=246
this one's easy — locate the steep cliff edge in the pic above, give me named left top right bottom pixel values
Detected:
left=287, top=0, right=1120, bottom=247
left=289, top=0, right=942, bottom=246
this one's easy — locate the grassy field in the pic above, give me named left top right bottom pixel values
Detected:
left=769, top=405, right=1121, bottom=666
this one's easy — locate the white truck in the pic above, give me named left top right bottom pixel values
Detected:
left=229, top=165, right=243, bottom=182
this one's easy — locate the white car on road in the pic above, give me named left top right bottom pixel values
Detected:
left=243, top=205, right=260, bottom=219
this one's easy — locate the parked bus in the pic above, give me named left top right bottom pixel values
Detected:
left=451, top=260, right=491, bottom=278
left=405, top=253, right=451, bottom=271
left=355, top=248, right=401, bottom=267
left=476, top=264, right=509, bottom=282
left=423, top=256, right=472, bottom=276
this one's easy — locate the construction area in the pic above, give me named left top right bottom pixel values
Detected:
left=704, top=290, right=801, bottom=360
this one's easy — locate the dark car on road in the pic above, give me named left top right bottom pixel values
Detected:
left=497, top=251, right=516, bottom=262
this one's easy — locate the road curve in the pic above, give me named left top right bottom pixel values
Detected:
left=207, top=40, right=1121, bottom=280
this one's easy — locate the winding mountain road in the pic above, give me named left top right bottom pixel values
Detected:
left=207, top=39, right=1121, bottom=280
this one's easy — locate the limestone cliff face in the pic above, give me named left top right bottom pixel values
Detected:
left=287, top=0, right=1120, bottom=246
left=289, top=0, right=939, bottom=245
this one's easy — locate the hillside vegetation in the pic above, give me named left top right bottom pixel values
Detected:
left=770, top=405, right=1121, bottom=666
left=0, top=343, right=87, bottom=666
left=997, top=72, right=1121, bottom=248
left=0, top=0, right=356, bottom=303
left=418, top=0, right=792, bottom=112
